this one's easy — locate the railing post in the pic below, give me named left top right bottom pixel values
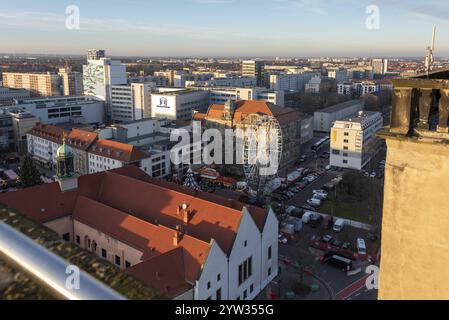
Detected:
left=417, top=89, right=433, bottom=130
left=390, top=87, right=414, bottom=134
left=437, top=89, right=449, bottom=133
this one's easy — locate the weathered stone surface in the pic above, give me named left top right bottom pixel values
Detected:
left=379, top=138, right=449, bottom=300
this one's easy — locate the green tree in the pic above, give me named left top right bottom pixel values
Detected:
left=18, top=156, right=42, bottom=188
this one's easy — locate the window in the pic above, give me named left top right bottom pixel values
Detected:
left=332, top=150, right=340, bottom=155
left=217, top=274, right=221, bottom=282
left=343, top=160, right=348, bottom=164
left=62, top=233, right=70, bottom=241
left=344, top=132, right=349, bottom=136
left=268, top=246, right=272, bottom=260
left=115, top=255, right=121, bottom=266
left=207, top=282, right=211, bottom=290
left=101, top=248, right=107, bottom=258
left=250, top=284, right=254, bottom=293
left=125, top=261, right=131, bottom=268
left=268, top=267, right=272, bottom=277
left=244, top=240, right=247, bottom=247
left=343, top=146, right=348, bottom=150
left=344, top=139, right=349, bottom=143
left=76, top=235, right=80, bottom=244
left=243, top=290, right=247, bottom=299
left=238, top=257, right=253, bottom=286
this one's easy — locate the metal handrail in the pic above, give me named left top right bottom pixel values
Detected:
left=0, top=222, right=126, bottom=300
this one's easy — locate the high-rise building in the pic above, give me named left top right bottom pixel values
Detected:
left=2, top=72, right=62, bottom=97
left=83, top=56, right=127, bottom=120
left=242, top=60, right=265, bottom=87
left=58, top=68, right=84, bottom=96
left=372, top=58, right=388, bottom=75
left=87, top=49, right=106, bottom=61
left=378, top=70, right=449, bottom=299
left=110, top=83, right=155, bottom=122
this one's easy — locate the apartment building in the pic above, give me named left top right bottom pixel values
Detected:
left=2, top=72, right=62, bottom=96
left=330, top=111, right=383, bottom=170
left=269, top=72, right=318, bottom=92
left=58, top=68, right=84, bottom=96
left=242, top=60, right=265, bottom=87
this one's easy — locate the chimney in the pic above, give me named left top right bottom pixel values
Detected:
left=173, top=228, right=182, bottom=246
left=183, top=209, right=190, bottom=224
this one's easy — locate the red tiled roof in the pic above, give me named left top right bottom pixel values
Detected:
left=0, top=165, right=269, bottom=295
left=27, top=123, right=68, bottom=144
left=67, top=129, right=98, bottom=151
left=204, top=100, right=300, bottom=125
left=88, top=139, right=149, bottom=163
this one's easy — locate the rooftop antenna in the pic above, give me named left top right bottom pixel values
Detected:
left=425, top=26, right=436, bottom=78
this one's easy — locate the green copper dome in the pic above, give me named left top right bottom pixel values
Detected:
left=56, top=140, right=73, bottom=158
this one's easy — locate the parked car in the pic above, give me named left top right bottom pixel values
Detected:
left=302, top=211, right=314, bottom=224
left=307, top=198, right=321, bottom=207
left=333, top=219, right=346, bottom=233
left=357, top=238, right=367, bottom=255
left=325, top=165, right=332, bottom=171
left=322, top=235, right=334, bottom=244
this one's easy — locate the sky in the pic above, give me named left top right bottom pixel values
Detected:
left=1, top=0, right=449, bottom=57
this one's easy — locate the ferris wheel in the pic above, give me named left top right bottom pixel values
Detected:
left=241, top=114, right=283, bottom=196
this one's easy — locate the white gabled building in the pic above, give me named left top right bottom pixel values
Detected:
left=0, top=165, right=279, bottom=300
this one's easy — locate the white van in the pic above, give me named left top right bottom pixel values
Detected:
left=302, top=211, right=314, bottom=224
left=333, top=219, right=345, bottom=233
left=307, top=198, right=321, bottom=207
left=357, top=238, right=367, bottom=255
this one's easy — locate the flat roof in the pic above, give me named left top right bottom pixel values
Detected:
left=316, top=99, right=362, bottom=114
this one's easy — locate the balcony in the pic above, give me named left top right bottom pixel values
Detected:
left=382, top=69, right=449, bottom=141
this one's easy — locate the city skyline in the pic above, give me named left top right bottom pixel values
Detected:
left=2, top=0, right=449, bottom=57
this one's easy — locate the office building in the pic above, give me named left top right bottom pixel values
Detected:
left=151, top=90, right=210, bottom=121
left=2, top=72, right=62, bottom=97
left=9, top=110, right=39, bottom=154
left=328, top=69, right=349, bottom=83
left=242, top=60, right=265, bottom=87
left=313, top=100, right=364, bottom=132
left=330, top=111, right=383, bottom=170
left=0, top=87, right=30, bottom=105
left=111, top=83, right=155, bottom=123
left=83, top=56, right=127, bottom=119
left=8, top=95, right=104, bottom=125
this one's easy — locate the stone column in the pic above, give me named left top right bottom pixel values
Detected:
left=437, top=89, right=449, bottom=133
left=417, top=89, right=433, bottom=130
left=390, top=88, right=413, bottom=134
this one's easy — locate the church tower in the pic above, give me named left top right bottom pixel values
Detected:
left=54, top=134, right=78, bottom=192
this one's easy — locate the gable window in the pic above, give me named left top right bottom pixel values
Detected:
left=217, top=273, right=221, bottom=282
left=76, top=235, right=80, bottom=244
left=115, top=255, right=121, bottom=266
left=268, top=246, right=272, bottom=260
left=207, top=282, right=211, bottom=290
left=125, top=261, right=131, bottom=268
left=101, top=248, right=107, bottom=258
left=62, top=233, right=70, bottom=241
left=216, top=288, right=222, bottom=300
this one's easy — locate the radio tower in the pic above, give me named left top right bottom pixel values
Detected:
left=425, top=26, right=436, bottom=77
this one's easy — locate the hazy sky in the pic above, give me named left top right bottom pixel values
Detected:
left=1, top=0, right=449, bottom=57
